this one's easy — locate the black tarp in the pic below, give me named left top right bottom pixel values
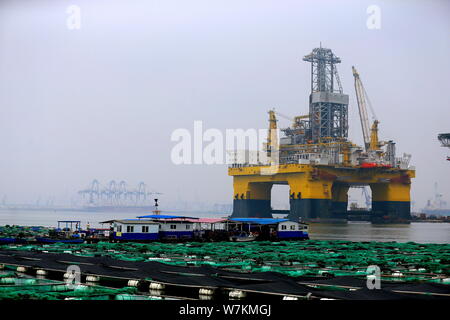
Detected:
left=0, top=250, right=448, bottom=300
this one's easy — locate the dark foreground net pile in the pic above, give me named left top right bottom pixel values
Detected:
left=0, top=240, right=449, bottom=300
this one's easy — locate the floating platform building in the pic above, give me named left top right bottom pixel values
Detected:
left=228, top=47, right=415, bottom=223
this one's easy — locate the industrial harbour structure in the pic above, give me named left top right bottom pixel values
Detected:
left=422, top=183, right=450, bottom=217
left=77, top=180, right=161, bottom=211
left=229, top=47, right=415, bottom=223
left=438, top=133, right=450, bottom=161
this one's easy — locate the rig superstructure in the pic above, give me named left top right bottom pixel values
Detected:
left=228, top=47, right=415, bottom=223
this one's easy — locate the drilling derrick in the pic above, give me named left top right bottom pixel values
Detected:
left=228, top=46, right=415, bottom=223
left=303, top=47, right=348, bottom=143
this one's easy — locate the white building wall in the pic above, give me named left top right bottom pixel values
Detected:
left=159, top=222, right=193, bottom=231
left=277, top=221, right=300, bottom=231
left=114, top=223, right=158, bottom=233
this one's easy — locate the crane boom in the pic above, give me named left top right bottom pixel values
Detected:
left=352, top=66, right=371, bottom=151
left=273, top=110, right=293, bottom=122
left=272, top=110, right=309, bottom=129
left=266, top=110, right=278, bottom=160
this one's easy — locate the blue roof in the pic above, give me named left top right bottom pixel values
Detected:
left=136, top=214, right=198, bottom=219
left=99, top=219, right=155, bottom=224
left=229, top=218, right=289, bottom=225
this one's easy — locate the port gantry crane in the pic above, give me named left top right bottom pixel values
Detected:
left=438, top=133, right=450, bottom=161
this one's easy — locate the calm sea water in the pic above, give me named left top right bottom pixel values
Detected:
left=309, top=222, right=450, bottom=244
left=0, top=209, right=449, bottom=244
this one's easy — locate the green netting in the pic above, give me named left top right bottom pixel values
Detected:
left=0, top=280, right=139, bottom=300
left=0, top=225, right=49, bottom=239
left=1, top=239, right=449, bottom=284
left=115, top=294, right=162, bottom=300
left=0, top=272, right=17, bottom=279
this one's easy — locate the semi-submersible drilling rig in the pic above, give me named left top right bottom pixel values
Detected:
left=228, top=47, right=415, bottom=223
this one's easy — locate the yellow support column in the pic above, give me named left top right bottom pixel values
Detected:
left=231, top=177, right=273, bottom=218
left=287, top=173, right=334, bottom=221
left=370, top=182, right=412, bottom=223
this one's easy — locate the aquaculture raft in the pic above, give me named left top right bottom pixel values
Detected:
left=0, top=226, right=49, bottom=244
left=0, top=240, right=449, bottom=300
left=0, top=270, right=162, bottom=300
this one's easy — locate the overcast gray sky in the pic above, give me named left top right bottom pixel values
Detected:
left=0, top=0, right=449, bottom=210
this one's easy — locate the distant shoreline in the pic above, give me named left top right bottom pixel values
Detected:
left=0, top=207, right=230, bottom=215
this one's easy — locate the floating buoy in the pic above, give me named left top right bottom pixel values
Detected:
left=392, top=272, right=403, bottom=277
left=16, top=266, right=27, bottom=273
left=199, top=288, right=215, bottom=296
left=127, top=280, right=140, bottom=287
left=36, top=269, right=48, bottom=276
left=283, top=296, right=298, bottom=300
left=86, top=275, right=100, bottom=282
left=229, top=290, right=246, bottom=299
left=149, top=282, right=165, bottom=290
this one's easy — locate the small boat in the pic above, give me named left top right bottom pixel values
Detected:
left=35, top=237, right=84, bottom=244
left=229, top=232, right=257, bottom=242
